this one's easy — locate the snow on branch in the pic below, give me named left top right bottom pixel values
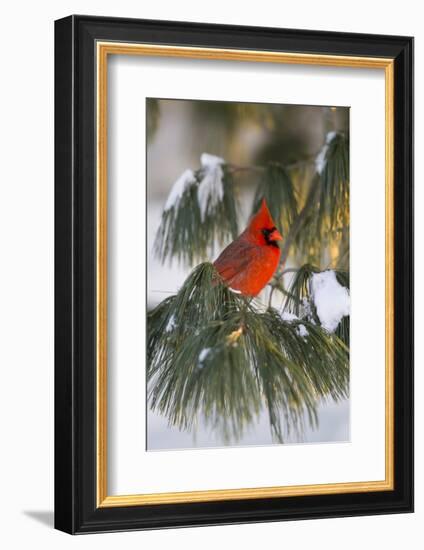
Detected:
left=280, top=265, right=350, bottom=338
left=147, top=263, right=349, bottom=443
left=197, top=153, right=225, bottom=221
left=311, top=270, right=350, bottom=333
left=164, top=169, right=197, bottom=211
left=315, top=131, right=337, bottom=174
left=154, top=152, right=238, bottom=266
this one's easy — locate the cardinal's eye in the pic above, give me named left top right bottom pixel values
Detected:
left=262, top=226, right=276, bottom=237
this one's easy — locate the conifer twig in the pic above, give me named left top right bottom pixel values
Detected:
left=279, top=175, right=321, bottom=266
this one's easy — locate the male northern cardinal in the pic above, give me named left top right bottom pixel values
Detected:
left=213, top=199, right=283, bottom=296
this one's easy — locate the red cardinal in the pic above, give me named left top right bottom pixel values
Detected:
left=213, top=199, right=283, bottom=296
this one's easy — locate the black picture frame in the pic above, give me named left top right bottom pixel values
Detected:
left=55, top=14, right=414, bottom=534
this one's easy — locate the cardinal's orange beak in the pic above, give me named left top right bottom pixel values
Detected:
left=269, top=228, right=283, bottom=242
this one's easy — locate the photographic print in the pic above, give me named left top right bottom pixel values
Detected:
left=147, top=98, right=350, bottom=451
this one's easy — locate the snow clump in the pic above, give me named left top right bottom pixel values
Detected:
left=164, top=169, right=197, bottom=211
left=198, top=347, right=211, bottom=369
left=165, top=313, right=177, bottom=333
left=310, top=270, right=350, bottom=333
left=315, top=131, right=338, bottom=175
left=197, top=153, right=225, bottom=221
left=280, top=311, right=299, bottom=322
left=296, top=324, right=309, bottom=338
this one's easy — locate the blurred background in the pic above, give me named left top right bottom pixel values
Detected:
left=146, top=98, right=349, bottom=450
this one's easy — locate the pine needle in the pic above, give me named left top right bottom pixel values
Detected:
left=148, top=263, right=349, bottom=443
left=154, top=167, right=239, bottom=266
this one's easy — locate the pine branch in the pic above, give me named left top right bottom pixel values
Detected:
left=154, top=164, right=239, bottom=266
left=280, top=264, right=350, bottom=347
left=275, top=132, right=349, bottom=267
left=279, top=174, right=321, bottom=266
left=154, top=134, right=348, bottom=269
left=148, top=263, right=349, bottom=443
left=294, top=133, right=350, bottom=265
left=267, top=268, right=301, bottom=308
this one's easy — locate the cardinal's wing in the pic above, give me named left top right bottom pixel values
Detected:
left=213, top=240, right=256, bottom=286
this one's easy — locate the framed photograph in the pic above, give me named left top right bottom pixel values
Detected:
left=54, top=15, right=413, bottom=534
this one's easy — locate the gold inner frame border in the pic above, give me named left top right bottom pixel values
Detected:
left=96, top=42, right=394, bottom=508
